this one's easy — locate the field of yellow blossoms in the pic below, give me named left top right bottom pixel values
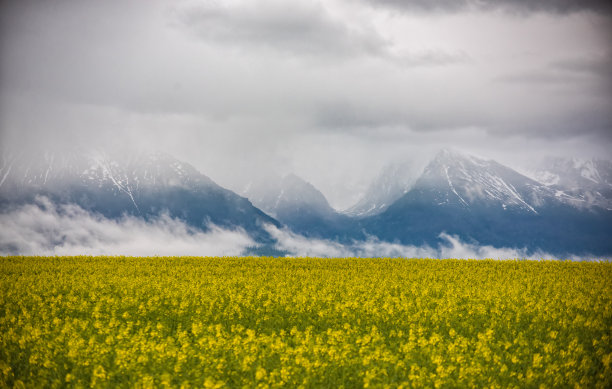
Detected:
left=0, top=256, right=610, bottom=388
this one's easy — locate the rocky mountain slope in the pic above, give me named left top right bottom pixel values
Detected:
left=0, top=150, right=279, bottom=242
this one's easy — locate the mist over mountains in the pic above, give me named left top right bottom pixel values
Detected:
left=1, top=148, right=610, bottom=258
left=1, top=0, right=611, bottom=259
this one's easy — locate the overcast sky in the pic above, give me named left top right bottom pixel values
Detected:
left=1, top=0, right=611, bottom=209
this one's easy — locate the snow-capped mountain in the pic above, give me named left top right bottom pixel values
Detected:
left=0, top=150, right=279, bottom=241
left=528, top=157, right=612, bottom=210
left=1, top=151, right=216, bottom=209
left=343, top=160, right=424, bottom=217
left=2, top=147, right=611, bottom=256
left=408, top=149, right=563, bottom=213
left=242, top=174, right=335, bottom=219
left=242, top=174, right=359, bottom=239
left=363, top=149, right=612, bottom=255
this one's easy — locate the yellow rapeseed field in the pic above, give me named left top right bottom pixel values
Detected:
left=0, top=257, right=610, bottom=388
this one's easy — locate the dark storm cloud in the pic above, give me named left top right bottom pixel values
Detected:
left=360, top=0, right=612, bottom=15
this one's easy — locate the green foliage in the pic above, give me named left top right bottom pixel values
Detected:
left=0, top=257, right=611, bottom=388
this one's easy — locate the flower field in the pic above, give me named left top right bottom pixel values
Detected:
left=0, top=257, right=610, bottom=388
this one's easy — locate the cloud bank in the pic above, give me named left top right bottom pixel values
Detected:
left=264, top=225, right=577, bottom=260
left=0, top=199, right=603, bottom=260
left=0, top=197, right=255, bottom=256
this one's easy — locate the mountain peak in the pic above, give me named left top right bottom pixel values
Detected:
left=0, top=149, right=279, bottom=241
left=412, top=150, right=548, bottom=213
left=432, top=148, right=489, bottom=167
left=282, top=173, right=310, bottom=187
left=343, top=159, right=423, bottom=217
left=436, top=147, right=463, bottom=158
left=243, top=173, right=334, bottom=218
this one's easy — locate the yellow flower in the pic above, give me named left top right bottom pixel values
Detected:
left=255, top=367, right=267, bottom=381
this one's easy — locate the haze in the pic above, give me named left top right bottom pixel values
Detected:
left=1, top=0, right=611, bottom=209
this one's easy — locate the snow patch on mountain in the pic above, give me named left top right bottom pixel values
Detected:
left=526, top=157, right=612, bottom=210
left=410, top=148, right=552, bottom=213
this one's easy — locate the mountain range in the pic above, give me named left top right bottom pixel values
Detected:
left=1, top=148, right=610, bottom=256
left=362, top=149, right=611, bottom=255
left=0, top=151, right=278, bottom=243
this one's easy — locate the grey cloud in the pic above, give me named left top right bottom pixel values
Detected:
left=174, top=0, right=388, bottom=58
left=483, top=109, right=612, bottom=142
left=1, top=0, right=611, bottom=209
left=497, top=71, right=589, bottom=85
left=394, top=49, right=470, bottom=67
left=497, top=53, right=612, bottom=84
left=360, top=0, right=612, bottom=15
left=314, top=101, right=404, bottom=129
left=173, top=0, right=469, bottom=67
left=491, top=55, right=612, bottom=139
left=313, top=49, right=611, bottom=140
left=551, top=54, right=612, bottom=80
left=315, top=101, right=612, bottom=144
left=314, top=100, right=482, bottom=133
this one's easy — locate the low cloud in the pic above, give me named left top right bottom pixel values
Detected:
left=265, top=225, right=355, bottom=257
left=265, top=225, right=590, bottom=260
left=0, top=198, right=603, bottom=260
left=0, top=197, right=256, bottom=256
